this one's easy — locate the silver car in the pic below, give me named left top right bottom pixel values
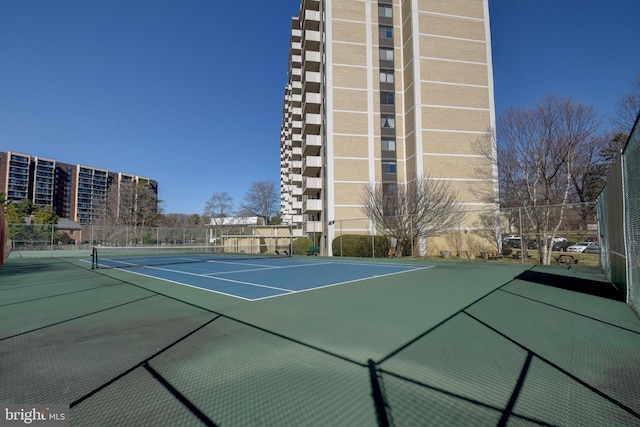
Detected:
left=566, top=242, right=599, bottom=253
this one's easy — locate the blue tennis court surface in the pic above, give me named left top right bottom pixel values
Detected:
left=97, top=257, right=432, bottom=301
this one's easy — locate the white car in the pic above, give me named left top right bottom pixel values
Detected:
left=566, top=242, right=598, bottom=253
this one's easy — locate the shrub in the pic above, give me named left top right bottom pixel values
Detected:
left=501, top=246, right=513, bottom=256
left=332, top=235, right=391, bottom=258
left=292, top=237, right=314, bottom=255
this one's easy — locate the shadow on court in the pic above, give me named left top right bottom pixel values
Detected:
left=1, top=256, right=639, bottom=426
left=514, top=269, right=624, bottom=301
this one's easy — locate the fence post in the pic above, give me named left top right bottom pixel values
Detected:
left=371, top=219, right=375, bottom=259
left=518, top=207, right=524, bottom=263
left=410, top=220, right=414, bottom=259
left=340, top=220, right=343, bottom=257
left=50, top=224, right=55, bottom=256
left=458, top=214, right=462, bottom=261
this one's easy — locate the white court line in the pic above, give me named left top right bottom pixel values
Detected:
left=105, top=268, right=256, bottom=301
left=323, top=260, right=430, bottom=268
left=203, top=261, right=335, bottom=276
left=251, top=265, right=435, bottom=302
left=140, top=265, right=294, bottom=293
left=208, top=260, right=281, bottom=268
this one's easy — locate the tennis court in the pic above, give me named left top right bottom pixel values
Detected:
left=90, top=249, right=431, bottom=300
left=1, top=251, right=640, bottom=426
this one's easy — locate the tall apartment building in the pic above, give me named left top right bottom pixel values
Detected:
left=280, top=0, right=497, bottom=255
left=0, top=151, right=158, bottom=224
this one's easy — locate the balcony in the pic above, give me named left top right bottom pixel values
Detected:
left=305, top=221, right=323, bottom=233
left=302, top=113, right=321, bottom=134
left=291, top=161, right=302, bottom=172
left=292, top=186, right=303, bottom=196
left=302, top=155, right=322, bottom=176
left=303, top=96, right=321, bottom=117
left=304, top=9, right=321, bottom=23
left=303, top=198, right=322, bottom=213
left=302, top=29, right=321, bottom=52
left=303, top=177, right=322, bottom=195
left=302, top=135, right=321, bottom=156
left=303, top=51, right=321, bottom=72
left=305, top=91, right=321, bottom=104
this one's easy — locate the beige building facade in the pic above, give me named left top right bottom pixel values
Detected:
left=280, top=0, right=498, bottom=255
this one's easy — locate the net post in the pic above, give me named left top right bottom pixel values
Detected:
left=91, top=247, right=97, bottom=270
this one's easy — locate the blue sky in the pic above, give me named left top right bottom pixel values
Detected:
left=1, top=0, right=639, bottom=215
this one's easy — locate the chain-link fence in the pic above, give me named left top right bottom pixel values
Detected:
left=597, top=113, right=640, bottom=315
left=331, top=203, right=598, bottom=262
left=6, top=223, right=297, bottom=259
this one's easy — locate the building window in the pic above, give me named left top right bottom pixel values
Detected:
left=380, top=48, right=393, bottom=61
left=383, top=183, right=397, bottom=196
left=379, top=5, right=392, bottom=18
left=381, top=115, right=395, bottom=128
left=380, top=70, right=394, bottom=84
left=382, top=161, right=397, bottom=174
left=381, top=92, right=395, bottom=105
left=379, top=26, right=393, bottom=39
left=382, top=138, right=396, bottom=151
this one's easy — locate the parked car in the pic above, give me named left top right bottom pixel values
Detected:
left=552, top=238, right=573, bottom=251
left=566, top=242, right=599, bottom=253
left=503, top=236, right=522, bottom=248
left=529, top=237, right=571, bottom=251
left=583, top=243, right=601, bottom=254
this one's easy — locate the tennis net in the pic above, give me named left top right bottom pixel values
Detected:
left=92, top=243, right=291, bottom=269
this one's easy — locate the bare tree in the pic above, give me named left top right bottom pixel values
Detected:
left=477, top=94, right=603, bottom=264
left=360, top=176, right=463, bottom=257
left=238, top=180, right=279, bottom=223
left=135, top=182, right=161, bottom=227
left=471, top=211, right=502, bottom=253
left=612, top=72, right=640, bottom=135
left=100, top=180, right=160, bottom=227
left=204, top=191, right=234, bottom=225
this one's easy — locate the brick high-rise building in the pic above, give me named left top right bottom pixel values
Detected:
left=0, top=151, right=158, bottom=224
left=280, top=0, right=498, bottom=255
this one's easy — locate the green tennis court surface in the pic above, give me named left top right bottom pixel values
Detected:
left=1, top=254, right=639, bottom=426
left=90, top=251, right=432, bottom=300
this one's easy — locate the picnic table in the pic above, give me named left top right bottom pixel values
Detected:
left=511, top=250, right=530, bottom=260
left=554, top=253, right=578, bottom=264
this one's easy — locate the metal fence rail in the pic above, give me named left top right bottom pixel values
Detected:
left=623, top=115, right=640, bottom=314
